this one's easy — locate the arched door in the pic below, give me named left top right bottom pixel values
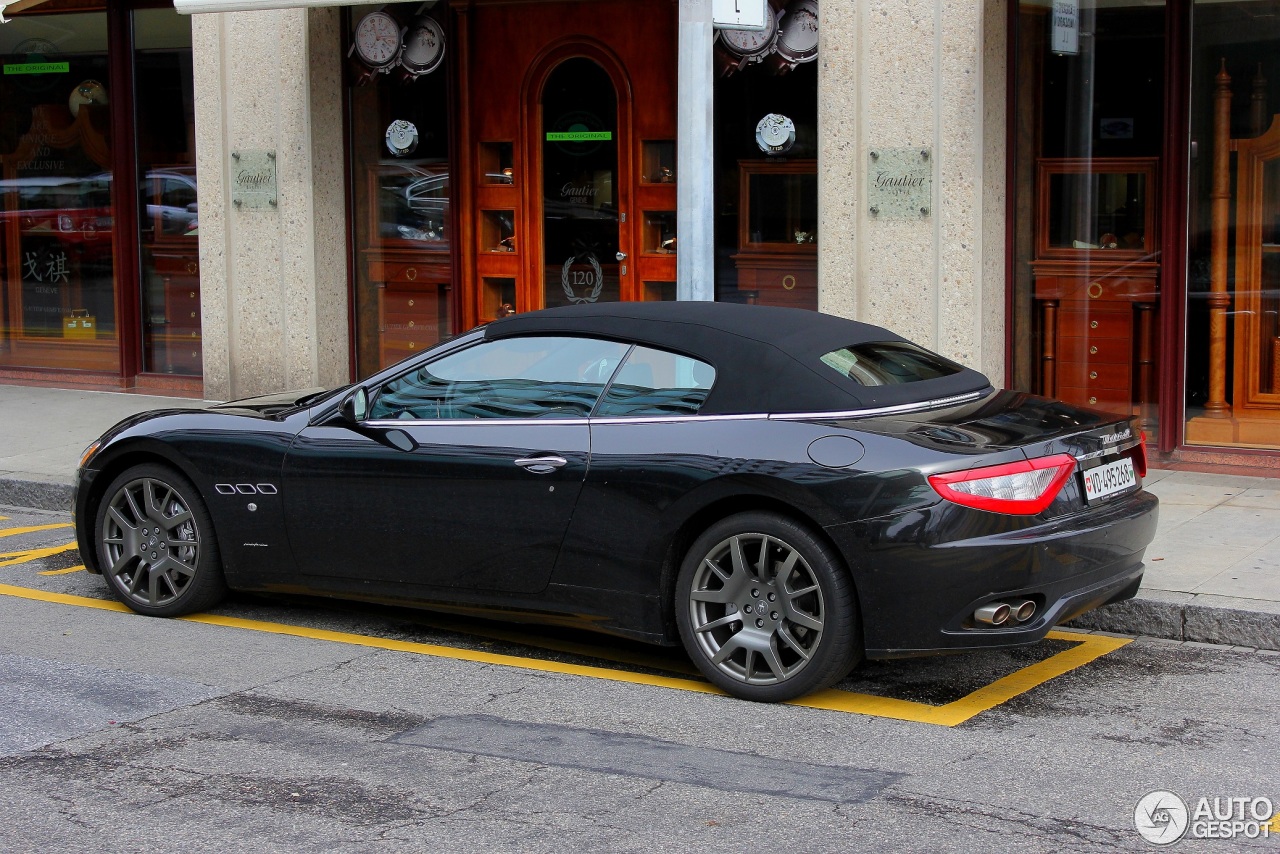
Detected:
left=535, top=56, right=629, bottom=308
left=455, top=0, right=678, bottom=326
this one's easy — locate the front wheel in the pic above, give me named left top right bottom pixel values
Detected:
left=94, top=463, right=226, bottom=617
left=675, top=512, right=861, bottom=702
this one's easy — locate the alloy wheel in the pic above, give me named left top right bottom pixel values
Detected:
left=101, top=475, right=201, bottom=608
left=686, top=532, right=826, bottom=686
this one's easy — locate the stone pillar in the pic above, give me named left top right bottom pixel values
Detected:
left=191, top=7, right=349, bottom=401
left=677, top=0, right=715, bottom=301
left=817, top=0, right=1007, bottom=385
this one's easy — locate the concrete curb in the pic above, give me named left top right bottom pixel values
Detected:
left=1068, top=596, right=1280, bottom=651
left=0, top=477, right=74, bottom=513
left=2, top=473, right=1276, bottom=651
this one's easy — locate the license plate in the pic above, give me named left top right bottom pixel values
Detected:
left=1081, top=456, right=1137, bottom=504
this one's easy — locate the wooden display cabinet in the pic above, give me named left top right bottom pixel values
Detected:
left=731, top=159, right=817, bottom=311
left=140, top=166, right=202, bottom=374
left=145, top=243, right=202, bottom=374
left=363, top=164, right=452, bottom=368
left=1031, top=158, right=1159, bottom=423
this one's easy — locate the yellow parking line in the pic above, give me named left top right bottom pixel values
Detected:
left=0, top=542, right=80, bottom=568
left=0, top=522, right=73, bottom=538
left=0, top=582, right=1128, bottom=726
left=414, top=612, right=701, bottom=677
left=803, top=631, right=1129, bottom=725
left=0, top=583, right=130, bottom=613
left=39, top=564, right=86, bottom=576
left=0, top=581, right=723, bottom=696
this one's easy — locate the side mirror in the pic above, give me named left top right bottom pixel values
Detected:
left=340, top=387, right=369, bottom=424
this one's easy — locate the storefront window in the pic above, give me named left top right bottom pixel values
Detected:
left=1183, top=0, right=1280, bottom=450
left=0, top=13, right=117, bottom=373
left=713, top=19, right=818, bottom=310
left=134, top=8, right=199, bottom=376
left=345, top=4, right=453, bottom=377
left=1011, top=2, right=1165, bottom=435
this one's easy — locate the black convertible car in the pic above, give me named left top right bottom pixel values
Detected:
left=73, top=302, right=1157, bottom=702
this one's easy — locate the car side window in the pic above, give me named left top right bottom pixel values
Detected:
left=368, top=335, right=629, bottom=420
left=595, top=346, right=716, bottom=417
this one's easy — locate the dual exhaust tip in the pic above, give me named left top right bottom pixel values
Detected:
left=975, top=599, right=1036, bottom=627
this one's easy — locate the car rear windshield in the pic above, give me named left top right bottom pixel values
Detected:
left=819, top=342, right=964, bottom=386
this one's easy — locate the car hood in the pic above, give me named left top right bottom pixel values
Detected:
left=210, top=387, right=330, bottom=417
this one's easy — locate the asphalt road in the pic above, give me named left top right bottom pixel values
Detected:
left=1, top=503, right=1276, bottom=853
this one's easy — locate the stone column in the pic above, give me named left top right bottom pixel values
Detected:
left=677, top=0, right=715, bottom=301
left=817, top=0, right=1007, bottom=385
left=191, top=7, right=349, bottom=401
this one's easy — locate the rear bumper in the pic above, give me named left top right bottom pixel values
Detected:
left=826, top=488, right=1158, bottom=657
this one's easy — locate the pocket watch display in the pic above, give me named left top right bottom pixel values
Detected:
left=715, top=8, right=779, bottom=76
left=399, top=15, right=446, bottom=80
left=385, top=119, right=419, bottom=157
left=755, top=113, right=796, bottom=154
left=352, top=10, right=403, bottom=74
left=770, top=0, right=819, bottom=73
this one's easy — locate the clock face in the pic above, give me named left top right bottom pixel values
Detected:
left=719, top=10, right=778, bottom=58
left=355, top=11, right=402, bottom=69
left=401, top=17, right=445, bottom=75
left=777, top=0, right=819, bottom=61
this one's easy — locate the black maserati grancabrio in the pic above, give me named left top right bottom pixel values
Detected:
left=73, top=302, right=1157, bottom=702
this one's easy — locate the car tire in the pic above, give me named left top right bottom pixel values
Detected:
left=94, top=463, right=226, bottom=617
left=675, top=512, right=862, bottom=702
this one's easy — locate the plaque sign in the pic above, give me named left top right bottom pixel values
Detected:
left=1051, top=0, right=1080, bottom=56
left=231, top=149, right=277, bottom=209
left=867, top=148, right=932, bottom=220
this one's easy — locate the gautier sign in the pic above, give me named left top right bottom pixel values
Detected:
left=867, top=148, right=933, bottom=220
left=231, top=149, right=277, bottom=210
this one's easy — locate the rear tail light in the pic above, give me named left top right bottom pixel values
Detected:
left=928, top=454, right=1077, bottom=515
left=1132, top=430, right=1149, bottom=478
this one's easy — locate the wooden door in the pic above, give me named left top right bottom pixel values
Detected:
left=454, top=0, right=677, bottom=327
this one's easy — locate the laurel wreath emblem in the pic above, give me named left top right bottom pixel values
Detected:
left=561, top=253, right=604, bottom=304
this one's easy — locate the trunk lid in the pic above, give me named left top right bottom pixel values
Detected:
left=844, top=390, right=1140, bottom=454
left=847, top=389, right=1146, bottom=516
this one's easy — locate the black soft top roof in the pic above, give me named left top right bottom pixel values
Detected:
left=484, top=302, right=992, bottom=415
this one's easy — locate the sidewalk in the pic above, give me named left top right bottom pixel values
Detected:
left=2, top=383, right=1277, bottom=650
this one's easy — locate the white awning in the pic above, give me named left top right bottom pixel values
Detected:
left=174, top=0, right=391, bottom=14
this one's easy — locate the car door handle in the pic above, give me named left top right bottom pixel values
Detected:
left=514, top=455, right=568, bottom=474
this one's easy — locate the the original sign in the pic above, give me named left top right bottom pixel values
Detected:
left=867, top=148, right=932, bottom=220
left=1051, top=0, right=1080, bottom=56
left=231, top=149, right=277, bottom=210
left=3, top=62, right=69, bottom=75
left=546, top=131, right=612, bottom=142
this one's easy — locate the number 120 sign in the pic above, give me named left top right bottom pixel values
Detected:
left=712, top=0, right=769, bottom=31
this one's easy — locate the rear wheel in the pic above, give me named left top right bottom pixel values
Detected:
left=95, top=464, right=226, bottom=617
left=675, top=512, right=861, bottom=702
